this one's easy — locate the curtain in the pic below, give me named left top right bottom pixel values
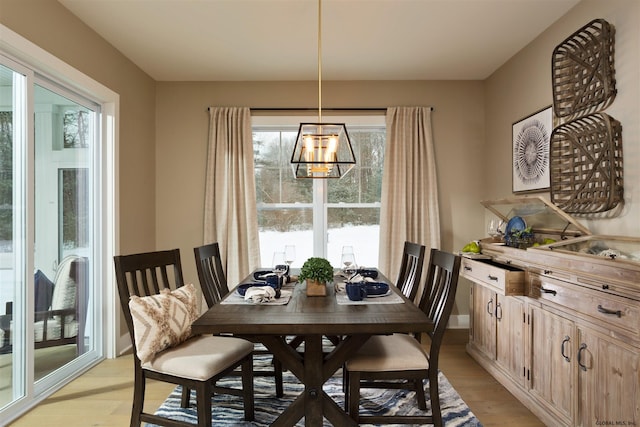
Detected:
left=204, top=107, right=260, bottom=287
left=378, top=107, right=440, bottom=282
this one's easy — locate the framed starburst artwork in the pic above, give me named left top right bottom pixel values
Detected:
left=512, top=106, right=552, bottom=193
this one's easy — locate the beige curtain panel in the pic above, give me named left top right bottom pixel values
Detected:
left=204, top=107, right=260, bottom=288
left=379, top=106, right=441, bottom=283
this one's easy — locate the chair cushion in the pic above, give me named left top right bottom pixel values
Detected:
left=50, top=256, right=81, bottom=323
left=345, top=333, right=429, bottom=372
left=129, top=284, right=199, bottom=363
left=142, top=335, right=254, bottom=381
left=34, top=318, right=78, bottom=342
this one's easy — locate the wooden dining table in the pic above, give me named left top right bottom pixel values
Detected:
left=191, top=270, right=433, bottom=427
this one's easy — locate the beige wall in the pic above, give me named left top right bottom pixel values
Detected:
left=155, top=81, right=485, bottom=317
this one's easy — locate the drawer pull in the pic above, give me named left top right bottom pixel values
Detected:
left=561, top=336, right=570, bottom=362
left=464, top=266, right=472, bottom=271
left=597, top=304, right=622, bottom=318
left=540, top=287, right=557, bottom=296
left=487, top=299, right=494, bottom=316
left=495, top=302, right=503, bottom=320
left=487, top=275, right=498, bottom=281
left=543, top=269, right=552, bottom=275
left=577, top=343, right=588, bottom=372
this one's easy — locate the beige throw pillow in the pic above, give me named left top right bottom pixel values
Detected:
left=129, top=284, right=199, bottom=363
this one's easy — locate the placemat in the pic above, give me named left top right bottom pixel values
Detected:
left=221, top=289, right=292, bottom=305
left=335, top=291, right=405, bottom=305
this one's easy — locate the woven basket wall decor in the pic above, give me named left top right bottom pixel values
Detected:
left=550, top=113, right=623, bottom=213
left=552, top=19, right=616, bottom=119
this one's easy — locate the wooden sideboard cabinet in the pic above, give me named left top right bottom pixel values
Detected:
left=464, top=197, right=640, bottom=427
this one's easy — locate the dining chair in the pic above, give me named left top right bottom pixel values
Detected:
left=396, top=241, right=427, bottom=302
left=115, top=248, right=254, bottom=427
left=194, top=242, right=284, bottom=398
left=344, top=248, right=461, bottom=426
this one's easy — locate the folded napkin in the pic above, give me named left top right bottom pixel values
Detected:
left=244, top=286, right=277, bottom=304
left=346, top=274, right=375, bottom=283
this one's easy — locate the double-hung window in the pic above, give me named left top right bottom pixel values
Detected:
left=253, top=114, right=385, bottom=269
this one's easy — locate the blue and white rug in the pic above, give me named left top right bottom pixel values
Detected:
left=150, top=356, right=482, bottom=426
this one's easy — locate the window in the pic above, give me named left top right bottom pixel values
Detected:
left=253, top=115, right=385, bottom=269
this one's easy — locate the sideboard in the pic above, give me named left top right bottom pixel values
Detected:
left=462, top=197, right=640, bottom=427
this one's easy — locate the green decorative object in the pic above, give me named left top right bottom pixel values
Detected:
left=299, top=257, right=334, bottom=296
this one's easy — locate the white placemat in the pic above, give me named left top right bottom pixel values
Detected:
left=335, top=291, right=405, bottom=305
left=221, top=289, right=292, bottom=305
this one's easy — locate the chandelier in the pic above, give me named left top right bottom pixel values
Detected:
left=290, top=0, right=356, bottom=179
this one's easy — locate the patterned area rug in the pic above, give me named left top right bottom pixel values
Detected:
left=150, top=356, right=482, bottom=426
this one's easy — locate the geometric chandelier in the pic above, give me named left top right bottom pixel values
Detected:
left=290, top=0, right=356, bottom=179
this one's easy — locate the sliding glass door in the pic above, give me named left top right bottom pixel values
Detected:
left=0, top=57, right=103, bottom=420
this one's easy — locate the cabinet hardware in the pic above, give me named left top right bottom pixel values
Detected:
left=488, top=275, right=498, bottom=281
left=464, top=266, right=472, bottom=271
left=561, top=336, right=571, bottom=362
left=505, top=260, right=512, bottom=265
left=577, top=343, right=588, bottom=371
left=487, top=299, right=494, bottom=316
left=597, top=304, right=622, bottom=317
left=602, top=284, right=609, bottom=290
left=544, top=269, right=552, bottom=275
left=540, top=287, right=557, bottom=296
left=496, top=302, right=503, bottom=320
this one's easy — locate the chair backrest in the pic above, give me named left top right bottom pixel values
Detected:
left=418, top=248, right=461, bottom=360
left=194, top=242, right=229, bottom=308
left=395, top=241, right=426, bottom=302
left=113, top=249, right=185, bottom=343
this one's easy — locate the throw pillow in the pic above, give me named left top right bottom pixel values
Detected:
left=129, top=284, right=199, bottom=363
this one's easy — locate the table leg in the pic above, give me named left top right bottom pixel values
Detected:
left=262, top=334, right=368, bottom=427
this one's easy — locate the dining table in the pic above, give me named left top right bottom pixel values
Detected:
left=191, top=269, right=433, bottom=427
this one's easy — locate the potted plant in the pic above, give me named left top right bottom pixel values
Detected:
left=298, top=257, right=334, bottom=296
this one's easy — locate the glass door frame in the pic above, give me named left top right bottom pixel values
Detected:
left=0, top=24, right=119, bottom=423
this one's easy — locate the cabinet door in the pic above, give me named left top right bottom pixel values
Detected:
left=529, top=305, right=575, bottom=424
left=576, top=327, right=640, bottom=426
left=471, top=284, right=496, bottom=359
left=496, top=295, right=525, bottom=385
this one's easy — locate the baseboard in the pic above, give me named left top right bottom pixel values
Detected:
left=448, top=314, right=469, bottom=329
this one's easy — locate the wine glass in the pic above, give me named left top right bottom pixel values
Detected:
left=284, top=245, right=296, bottom=267
left=488, top=219, right=498, bottom=238
left=272, top=251, right=287, bottom=283
left=342, top=245, right=354, bottom=255
left=341, top=252, right=357, bottom=279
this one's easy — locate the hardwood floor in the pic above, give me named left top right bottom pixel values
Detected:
left=9, top=330, right=544, bottom=426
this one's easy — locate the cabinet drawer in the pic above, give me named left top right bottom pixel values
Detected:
left=461, top=258, right=525, bottom=295
left=530, top=274, right=640, bottom=341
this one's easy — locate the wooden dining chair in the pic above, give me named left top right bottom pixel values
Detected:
left=396, top=241, right=426, bottom=302
left=344, top=248, right=461, bottom=426
left=194, top=242, right=284, bottom=397
left=115, top=249, right=254, bottom=427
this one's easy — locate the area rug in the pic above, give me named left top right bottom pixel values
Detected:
left=150, top=356, right=482, bottom=426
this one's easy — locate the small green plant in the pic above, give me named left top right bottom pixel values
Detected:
left=298, top=257, right=334, bottom=284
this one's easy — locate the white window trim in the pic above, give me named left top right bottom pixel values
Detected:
left=0, top=23, right=119, bottom=423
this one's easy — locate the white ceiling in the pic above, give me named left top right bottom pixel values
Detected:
left=58, top=0, right=581, bottom=82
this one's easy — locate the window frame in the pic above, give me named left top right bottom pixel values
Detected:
left=252, top=113, right=385, bottom=264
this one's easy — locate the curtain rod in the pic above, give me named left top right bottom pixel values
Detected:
left=207, top=107, right=434, bottom=112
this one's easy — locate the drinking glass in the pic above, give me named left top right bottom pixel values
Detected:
left=342, top=245, right=354, bottom=255
left=284, top=245, right=296, bottom=266
left=487, top=219, right=498, bottom=238
left=341, top=252, right=357, bottom=278
left=272, top=251, right=287, bottom=279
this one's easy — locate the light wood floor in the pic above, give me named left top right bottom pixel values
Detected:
left=9, top=330, right=545, bottom=426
